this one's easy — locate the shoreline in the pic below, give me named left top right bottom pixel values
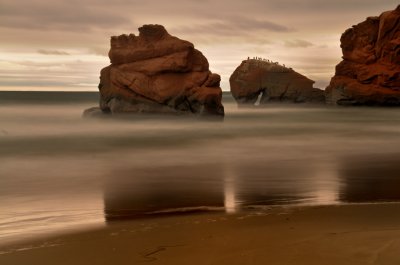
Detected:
left=1, top=203, right=400, bottom=264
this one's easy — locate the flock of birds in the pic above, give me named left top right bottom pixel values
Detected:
left=247, top=56, right=288, bottom=68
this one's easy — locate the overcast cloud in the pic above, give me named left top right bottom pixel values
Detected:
left=37, top=49, right=70, bottom=55
left=0, top=0, right=398, bottom=91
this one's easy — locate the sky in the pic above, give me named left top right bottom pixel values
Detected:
left=0, top=0, right=398, bottom=91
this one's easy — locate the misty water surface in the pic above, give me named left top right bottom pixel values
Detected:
left=1, top=95, right=400, bottom=242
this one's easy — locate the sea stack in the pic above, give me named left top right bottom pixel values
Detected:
left=85, top=24, right=224, bottom=117
left=229, top=59, right=325, bottom=106
left=325, top=5, right=400, bottom=106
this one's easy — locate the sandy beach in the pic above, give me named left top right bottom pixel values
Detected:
left=1, top=203, right=400, bottom=265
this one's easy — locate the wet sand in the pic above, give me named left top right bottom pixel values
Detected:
left=1, top=203, right=400, bottom=265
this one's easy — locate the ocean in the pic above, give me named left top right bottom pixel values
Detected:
left=1, top=91, right=400, bottom=243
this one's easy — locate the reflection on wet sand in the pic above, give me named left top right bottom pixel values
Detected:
left=103, top=160, right=341, bottom=221
left=103, top=165, right=225, bottom=221
left=339, top=154, right=400, bottom=203
left=103, top=153, right=400, bottom=221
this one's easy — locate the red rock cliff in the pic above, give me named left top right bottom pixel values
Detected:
left=230, top=59, right=325, bottom=105
left=96, top=24, right=224, bottom=116
left=325, top=5, right=400, bottom=105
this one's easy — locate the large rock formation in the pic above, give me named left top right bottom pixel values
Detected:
left=326, top=5, right=400, bottom=105
left=230, top=59, right=325, bottom=105
left=87, top=24, right=224, bottom=117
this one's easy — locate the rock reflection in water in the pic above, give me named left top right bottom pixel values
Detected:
left=103, top=164, right=225, bottom=221
left=103, top=159, right=340, bottom=221
left=339, top=154, right=400, bottom=203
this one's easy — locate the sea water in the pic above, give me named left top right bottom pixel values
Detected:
left=1, top=93, right=400, bottom=242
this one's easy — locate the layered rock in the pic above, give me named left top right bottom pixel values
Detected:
left=326, top=5, right=400, bottom=105
left=87, top=24, right=224, bottom=117
left=230, top=59, right=325, bottom=105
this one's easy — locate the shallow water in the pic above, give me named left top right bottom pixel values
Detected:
left=1, top=94, right=400, bottom=242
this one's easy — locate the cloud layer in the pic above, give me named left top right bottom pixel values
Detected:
left=0, top=0, right=398, bottom=91
left=37, top=49, right=70, bottom=55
